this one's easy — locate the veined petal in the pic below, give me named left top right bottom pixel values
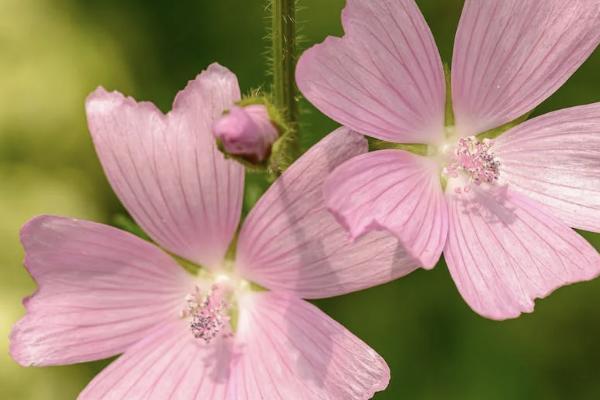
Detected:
left=494, top=103, right=600, bottom=233
left=86, top=63, right=244, bottom=268
left=229, top=292, right=389, bottom=400
left=10, top=216, right=192, bottom=367
left=80, top=293, right=388, bottom=400
left=79, top=320, right=185, bottom=399
left=79, top=319, right=233, bottom=400
left=444, top=185, right=600, bottom=320
left=236, top=128, right=419, bottom=299
left=452, top=0, right=600, bottom=136
left=296, top=0, right=445, bottom=144
left=324, top=149, right=447, bottom=269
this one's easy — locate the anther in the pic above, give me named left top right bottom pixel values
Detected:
left=443, top=136, right=500, bottom=190
left=182, top=285, right=231, bottom=343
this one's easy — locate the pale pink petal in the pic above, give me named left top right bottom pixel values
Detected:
left=323, top=149, right=447, bottom=269
left=236, top=128, right=419, bottom=299
left=229, top=292, right=389, bottom=400
left=296, top=0, right=445, bottom=144
left=79, top=319, right=233, bottom=400
left=81, top=293, right=388, bottom=400
left=86, top=63, right=244, bottom=268
left=444, top=185, right=600, bottom=320
left=10, top=216, right=192, bottom=367
left=452, top=0, right=600, bottom=136
left=493, top=103, right=600, bottom=233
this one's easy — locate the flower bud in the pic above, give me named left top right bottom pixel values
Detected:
left=213, top=105, right=279, bottom=162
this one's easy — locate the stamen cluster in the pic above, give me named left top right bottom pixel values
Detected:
left=182, top=285, right=230, bottom=343
left=443, top=136, right=500, bottom=191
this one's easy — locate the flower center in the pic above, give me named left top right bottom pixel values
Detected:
left=181, top=284, right=232, bottom=343
left=441, top=136, right=500, bottom=193
left=180, top=270, right=251, bottom=343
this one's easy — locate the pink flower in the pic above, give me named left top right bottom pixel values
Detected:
left=213, top=104, right=279, bottom=162
left=10, top=63, right=419, bottom=399
left=296, top=0, right=600, bottom=319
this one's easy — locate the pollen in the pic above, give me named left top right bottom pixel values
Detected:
left=181, top=285, right=231, bottom=343
left=442, top=136, right=500, bottom=192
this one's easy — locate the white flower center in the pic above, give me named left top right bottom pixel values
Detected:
left=180, top=272, right=249, bottom=343
left=181, top=284, right=231, bottom=343
left=439, top=135, right=500, bottom=193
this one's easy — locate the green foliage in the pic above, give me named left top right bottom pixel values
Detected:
left=170, top=253, right=202, bottom=275
left=444, top=63, right=455, bottom=128
left=368, top=137, right=429, bottom=156
left=477, top=112, right=532, bottom=140
left=112, top=214, right=151, bottom=241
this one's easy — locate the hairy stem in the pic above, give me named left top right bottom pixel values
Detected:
left=271, top=0, right=299, bottom=161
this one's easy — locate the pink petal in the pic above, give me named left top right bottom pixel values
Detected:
left=236, top=128, right=419, bottom=299
left=86, top=63, right=244, bottom=268
left=324, top=149, right=447, bottom=269
left=493, top=103, right=600, bottom=233
left=452, top=0, right=600, bottom=137
left=79, top=319, right=233, bottom=399
left=229, top=292, right=389, bottom=399
left=444, top=185, right=600, bottom=320
left=296, top=0, right=445, bottom=144
left=10, top=216, right=192, bottom=367
left=80, top=293, right=388, bottom=399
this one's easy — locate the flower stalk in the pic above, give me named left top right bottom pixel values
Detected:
left=269, top=0, right=300, bottom=172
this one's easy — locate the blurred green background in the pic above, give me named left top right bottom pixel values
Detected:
left=1, top=0, right=599, bottom=398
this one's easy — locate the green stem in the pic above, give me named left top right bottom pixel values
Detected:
left=271, top=0, right=299, bottom=160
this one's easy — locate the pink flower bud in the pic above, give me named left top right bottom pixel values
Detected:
left=213, top=105, right=279, bottom=162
